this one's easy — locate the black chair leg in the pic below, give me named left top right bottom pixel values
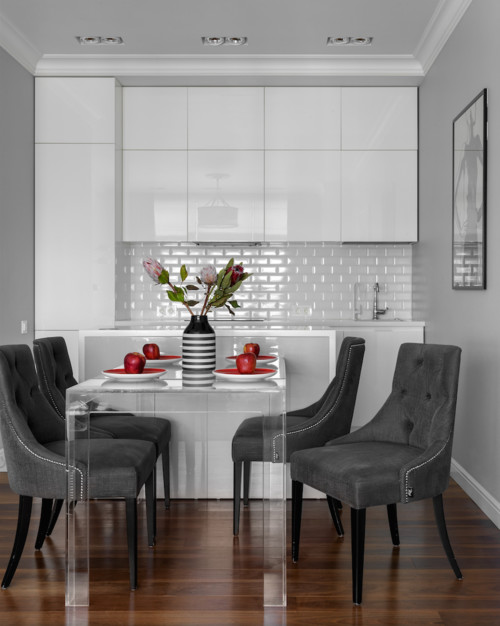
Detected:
left=333, top=498, right=342, bottom=510
left=163, top=446, right=170, bottom=510
left=2, top=495, right=33, bottom=589
left=387, top=503, right=400, bottom=546
left=433, top=494, right=463, bottom=579
left=46, top=499, right=64, bottom=537
left=233, top=462, right=242, bottom=536
left=351, top=507, right=366, bottom=605
left=243, top=461, right=251, bottom=505
left=291, top=480, right=303, bottom=563
left=145, top=473, right=156, bottom=547
left=327, top=495, right=344, bottom=537
left=125, top=498, right=138, bottom=590
left=35, top=499, right=54, bottom=550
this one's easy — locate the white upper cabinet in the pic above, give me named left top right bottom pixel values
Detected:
left=188, top=151, right=264, bottom=241
left=342, top=87, right=418, bottom=150
left=265, top=87, right=341, bottom=149
left=123, top=151, right=188, bottom=241
left=123, top=87, right=187, bottom=149
left=35, top=77, right=116, bottom=144
left=265, top=151, right=341, bottom=241
left=188, top=87, right=264, bottom=149
left=342, top=151, right=418, bottom=242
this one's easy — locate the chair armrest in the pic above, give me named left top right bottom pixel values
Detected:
left=399, top=436, right=453, bottom=503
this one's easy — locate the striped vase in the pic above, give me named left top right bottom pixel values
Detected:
left=182, top=315, right=216, bottom=371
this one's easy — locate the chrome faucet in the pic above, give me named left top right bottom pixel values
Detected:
left=372, top=282, right=388, bottom=320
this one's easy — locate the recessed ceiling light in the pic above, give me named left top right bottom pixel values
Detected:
left=202, top=36, right=248, bottom=47
left=327, top=36, right=373, bottom=46
left=76, top=35, right=124, bottom=45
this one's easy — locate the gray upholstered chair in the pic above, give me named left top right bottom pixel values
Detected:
left=232, top=336, right=365, bottom=535
left=33, top=337, right=171, bottom=522
left=291, top=342, right=463, bottom=605
left=0, top=344, right=158, bottom=590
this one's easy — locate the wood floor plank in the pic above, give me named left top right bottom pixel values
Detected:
left=0, top=476, right=498, bottom=624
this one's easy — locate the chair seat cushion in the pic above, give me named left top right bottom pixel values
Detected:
left=45, top=438, right=157, bottom=499
left=291, top=441, right=424, bottom=509
left=90, top=413, right=171, bottom=454
left=232, top=414, right=308, bottom=463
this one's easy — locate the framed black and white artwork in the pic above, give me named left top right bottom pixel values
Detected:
left=452, top=88, right=487, bottom=289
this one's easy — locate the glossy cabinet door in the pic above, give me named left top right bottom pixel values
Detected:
left=342, top=87, right=418, bottom=150
left=123, top=151, right=188, bottom=241
left=342, top=151, right=418, bottom=242
left=337, top=327, right=424, bottom=429
left=265, top=150, right=341, bottom=241
left=35, top=77, right=116, bottom=144
left=265, top=87, right=341, bottom=149
left=123, top=87, right=187, bottom=149
left=188, top=150, right=264, bottom=241
left=188, top=87, right=264, bottom=149
left=35, top=144, right=115, bottom=330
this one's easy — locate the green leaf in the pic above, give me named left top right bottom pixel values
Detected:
left=228, top=300, right=240, bottom=308
left=167, top=290, right=180, bottom=303
left=227, top=280, right=242, bottom=293
left=186, top=300, right=199, bottom=307
left=158, top=269, right=170, bottom=284
left=225, top=304, right=235, bottom=316
left=221, top=271, right=232, bottom=290
left=196, top=276, right=203, bottom=285
left=216, top=268, right=225, bottom=288
left=180, top=265, right=188, bottom=282
left=185, top=284, right=199, bottom=290
left=240, top=272, right=251, bottom=281
left=210, top=295, right=230, bottom=308
left=225, top=258, right=234, bottom=270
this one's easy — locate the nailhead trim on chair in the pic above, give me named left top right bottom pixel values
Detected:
left=271, top=342, right=364, bottom=461
left=1, top=398, right=86, bottom=501
left=403, top=433, right=451, bottom=503
left=33, top=345, right=66, bottom=420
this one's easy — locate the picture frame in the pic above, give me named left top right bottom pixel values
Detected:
left=452, top=88, right=487, bottom=289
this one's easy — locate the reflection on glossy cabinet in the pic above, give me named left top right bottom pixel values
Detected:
left=123, top=87, right=187, bottom=149
left=188, top=87, right=264, bottom=149
left=35, top=77, right=116, bottom=144
left=342, top=151, right=418, bottom=242
left=35, top=144, right=115, bottom=329
left=265, top=87, right=341, bottom=149
left=123, top=151, right=188, bottom=241
left=342, top=87, right=418, bottom=150
left=188, top=151, right=264, bottom=241
left=265, top=151, right=341, bottom=241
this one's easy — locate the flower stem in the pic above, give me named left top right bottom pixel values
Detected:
left=201, top=284, right=214, bottom=315
left=168, top=282, right=195, bottom=316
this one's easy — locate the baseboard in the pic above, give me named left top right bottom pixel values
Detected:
left=451, top=458, right=500, bottom=529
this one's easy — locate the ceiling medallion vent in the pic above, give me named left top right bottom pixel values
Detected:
left=76, top=36, right=124, bottom=45
left=202, top=36, right=248, bottom=47
left=327, top=36, right=373, bottom=46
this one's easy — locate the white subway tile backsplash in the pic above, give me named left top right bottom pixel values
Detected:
left=115, top=242, right=413, bottom=322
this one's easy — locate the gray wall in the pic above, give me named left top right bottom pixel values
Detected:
left=415, top=0, right=500, bottom=524
left=0, top=46, right=34, bottom=346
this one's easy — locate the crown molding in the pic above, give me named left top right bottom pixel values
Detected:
left=414, top=0, right=472, bottom=73
left=0, top=12, right=41, bottom=73
left=35, top=53, right=424, bottom=79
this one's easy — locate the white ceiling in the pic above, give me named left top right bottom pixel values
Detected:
left=0, top=0, right=472, bottom=84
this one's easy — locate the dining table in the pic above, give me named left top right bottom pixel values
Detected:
left=65, top=357, right=287, bottom=608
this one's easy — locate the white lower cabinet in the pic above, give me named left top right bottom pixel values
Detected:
left=265, top=151, right=341, bottom=241
left=337, top=326, right=424, bottom=429
left=341, top=151, right=418, bottom=242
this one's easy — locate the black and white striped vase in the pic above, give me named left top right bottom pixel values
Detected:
left=182, top=315, right=216, bottom=371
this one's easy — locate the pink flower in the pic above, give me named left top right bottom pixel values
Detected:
left=226, top=264, right=244, bottom=286
left=143, top=257, right=164, bottom=284
left=200, top=265, right=217, bottom=286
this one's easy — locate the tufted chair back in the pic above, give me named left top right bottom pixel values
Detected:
left=33, top=337, right=77, bottom=419
left=345, top=343, right=461, bottom=451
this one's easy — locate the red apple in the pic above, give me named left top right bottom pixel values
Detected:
left=236, top=352, right=257, bottom=374
left=243, top=342, right=260, bottom=357
left=143, top=343, right=160, bottom=360
left=124, top=352, right=146, bottom=374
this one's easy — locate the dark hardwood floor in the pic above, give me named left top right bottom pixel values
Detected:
left=0, top=474, right=498, bottom=625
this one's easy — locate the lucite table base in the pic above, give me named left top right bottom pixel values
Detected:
left=65, top=361, right=286, bottom=607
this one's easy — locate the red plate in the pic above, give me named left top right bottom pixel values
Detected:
left=105, top=368, right=165, bottom=375
left=226, top=355, right=277, bottom=363
left=213, top=368, right=277, bottom=382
